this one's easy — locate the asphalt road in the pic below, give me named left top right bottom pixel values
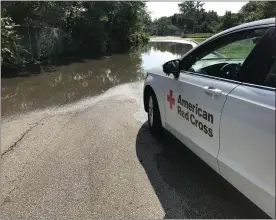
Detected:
left=1, top=81, right=269, bottom=219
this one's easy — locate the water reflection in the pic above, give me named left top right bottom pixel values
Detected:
left=1, top=42, right=193, bottom=117
left=150, top=42, right=193, bottom=57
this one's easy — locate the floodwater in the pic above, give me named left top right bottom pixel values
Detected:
left=1, top=42, right=193, bottom=117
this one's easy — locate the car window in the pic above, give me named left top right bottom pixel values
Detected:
left=238, top=27, right=276, bottom=88
left=201, top=38, right=255, bottom=60
left=181, top=28, right=268, bottom=81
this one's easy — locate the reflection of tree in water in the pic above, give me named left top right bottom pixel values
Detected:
left=150, top=42, right=193, bottom=57
left=3, top=42, right=190, bottom=116
left=1, top=43, right=152, bottom=116
left=95, top=43, right=151, bottom=86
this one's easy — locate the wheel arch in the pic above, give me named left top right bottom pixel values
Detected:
left=143, top=85, right=155, bottom=112
left=143, top=76, right=166, bottom=128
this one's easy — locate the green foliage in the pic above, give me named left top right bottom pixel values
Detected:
left=36, top=27, right=64, bottom=59
left=1, top=17, right=29, bottom=69
left=158, top=1, right=275, bottom=35
left=106, top=1, right=150, bottom=50
left=219, top=11, right=242, bottom=31
left=155, top=2, right=219, bottom=34
left=239, top=1, right=276, bottom=23
left=1, top=1, right=150, bottom=70
left=1, top=1, right=76, bottom=28
left=155, top=17, right=172, bottom=35
left=178, top=1, right=205, bottom=32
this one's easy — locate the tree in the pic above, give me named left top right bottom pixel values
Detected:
left=1, top=1, right=150, bottom=70
left=1, top=1, right=76, bottom=28
left=200, top=10, right=219, bottom=33
left=156, top=16, right=172, bottom=35
left=1, top=16, right=29, bottom=69
left=239, top=1, right=276, bottom=23
left=170, top=13, right=182, bottom=28
left=178, top=1, right=205, bottom=33
left=219, top=11, right=241, bottom=30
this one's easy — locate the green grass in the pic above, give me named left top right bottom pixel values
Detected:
left=182, top=33, right=213, bottom=38
left=217, top=42, right=255, bottom=59
left=192, top=38, right=207, bottom=43
left=193, top=38, right=256, bottom=59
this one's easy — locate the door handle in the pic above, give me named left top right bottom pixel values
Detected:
left=203, top=86, right=222, bottom=96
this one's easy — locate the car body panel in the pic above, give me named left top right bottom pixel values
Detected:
left=218, top=84, right=275, bottom=218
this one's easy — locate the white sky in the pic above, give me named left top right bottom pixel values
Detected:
left=146, top=2, right=248, bottom=20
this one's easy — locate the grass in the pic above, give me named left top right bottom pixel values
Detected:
left=182, top=33, right=214, bottom=44
left=217, top=42, right=255, bottom=58
left=182, top=33, right=213, bottom=38
left=191, top=38, right=255, bottom=59
left=192, top=38, right=207, bottom=43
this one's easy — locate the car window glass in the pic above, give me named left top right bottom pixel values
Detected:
left=238, top=27, right=276, bottom=87
left=185, top=28, right=267, bottom=81
left=202, top=38, right=255, bottom=60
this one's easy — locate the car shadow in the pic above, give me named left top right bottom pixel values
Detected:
left=136, top=123, right=270, bottom=219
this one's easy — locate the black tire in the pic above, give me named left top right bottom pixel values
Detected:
left=147, top=92, right=163, bottom=136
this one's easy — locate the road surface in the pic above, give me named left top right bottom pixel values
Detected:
left=1, top=84, right=269, bottom=218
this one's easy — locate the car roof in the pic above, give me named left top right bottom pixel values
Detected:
left=204, top=18, right=276, bottom=43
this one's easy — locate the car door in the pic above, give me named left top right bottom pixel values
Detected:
left=165, top=27, right=270, bottom=173
left=218, top=27, right=276, bottom=218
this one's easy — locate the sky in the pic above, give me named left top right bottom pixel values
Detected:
left=146, top=2, right=248, bottom=20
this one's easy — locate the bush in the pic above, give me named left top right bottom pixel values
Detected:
left=1, top=17, right=29, bottom=69
left=129, top=32, right=150, bottom=45
left=36, top=27, right=64, bottom=60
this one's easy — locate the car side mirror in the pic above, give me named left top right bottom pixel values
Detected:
left=163, top=59, right=180, bottom=78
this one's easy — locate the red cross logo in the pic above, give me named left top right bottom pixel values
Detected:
left=167, top=90, right=175, bottom=109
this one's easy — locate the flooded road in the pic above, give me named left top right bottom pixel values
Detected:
left=1, top=38, right=269, bottom=219
left=2, top=42, right=193, bottom=117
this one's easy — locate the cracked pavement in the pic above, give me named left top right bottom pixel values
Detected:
left=2, top=116, right=53, bottom=156
left=1, top=82, right=269, bottom=219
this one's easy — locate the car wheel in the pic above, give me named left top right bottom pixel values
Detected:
left=148, top=92, right=163, bottom=136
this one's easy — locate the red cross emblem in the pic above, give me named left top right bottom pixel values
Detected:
left=167, top=90, right=175, bottom=109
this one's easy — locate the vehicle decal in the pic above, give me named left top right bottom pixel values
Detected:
left=167, top=90, right=213, bottom=138
left=177, top=95, right=213, bottom=124
left=167, top=89, right=175, bottom=109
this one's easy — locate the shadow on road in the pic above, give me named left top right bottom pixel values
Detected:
left=136, top=123, right=269, bottom=219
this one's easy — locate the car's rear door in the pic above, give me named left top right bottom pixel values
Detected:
left=166, top=27, right=270, bottom=174
left=218, top=27, right=276, bottom=218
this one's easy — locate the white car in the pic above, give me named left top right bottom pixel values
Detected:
left=143, top=18, right=275, bottom=218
